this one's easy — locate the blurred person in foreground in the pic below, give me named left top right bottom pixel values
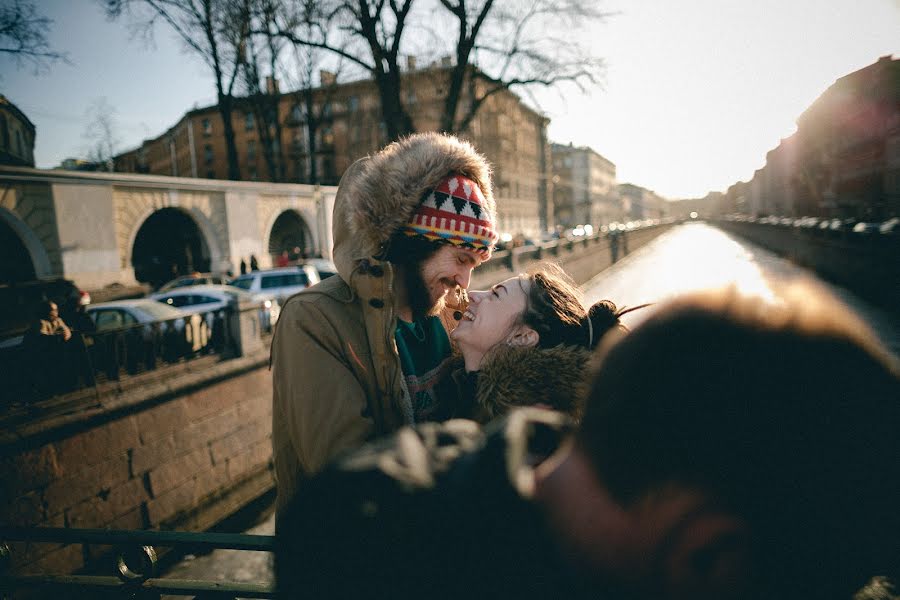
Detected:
left=276, top=284, right=900, bottom=600
left=271, top=133, right=497, bottom=519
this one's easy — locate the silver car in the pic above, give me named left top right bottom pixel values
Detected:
left=228, top=266, right=321, bottom=303
left=150, top=284, right=280, bottom=333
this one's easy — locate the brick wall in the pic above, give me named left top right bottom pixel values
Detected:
left=0, top=364, right=274, bottom=576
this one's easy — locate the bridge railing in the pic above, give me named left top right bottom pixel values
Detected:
left=0, top=526, right=274, bottom=599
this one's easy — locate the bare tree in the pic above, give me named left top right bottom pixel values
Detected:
left=264, top=0, right=605, bottom=142
left=242, top=0, right=288, bottom=181
left=438, top=0, right=606, bottom=134
left=83, top=97, right=121, bottom=171
left=101, top=0, right=253, bottom=180
left=0, top=0, right=68, bottom=73
left=265, top=0, right=417, bottom=141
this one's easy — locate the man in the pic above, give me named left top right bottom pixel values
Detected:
left=275, top=285, right=900, bottom=600
left=271, top=133, right=497, bottom=517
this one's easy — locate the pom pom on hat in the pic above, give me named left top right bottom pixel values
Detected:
left=401, top=173, right=499, bottom=260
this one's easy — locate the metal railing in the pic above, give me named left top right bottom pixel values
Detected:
left=0, top=527, right=275, bottom=599
left=3, top=303, right=272, bottom=407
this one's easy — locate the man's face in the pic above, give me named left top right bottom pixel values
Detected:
left=409, top=244, right=483, bottom=318
left=48, top=303, right=59, bottom=320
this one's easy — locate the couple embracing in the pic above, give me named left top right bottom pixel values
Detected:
left=271, top=132, right=622, bottom=514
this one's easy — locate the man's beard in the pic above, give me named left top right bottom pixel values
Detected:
left=405, top=265, right=445, bottom=320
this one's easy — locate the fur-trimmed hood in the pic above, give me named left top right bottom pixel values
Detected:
left=461, top=344, right=591, bottom=423
left=331, top=133, right=494, bottom=280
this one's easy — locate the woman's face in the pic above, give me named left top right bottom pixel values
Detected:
left=451, top=275, right=532, bottom=364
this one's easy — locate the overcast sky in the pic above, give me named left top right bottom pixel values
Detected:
left=3, top=0, right=898, bottom=199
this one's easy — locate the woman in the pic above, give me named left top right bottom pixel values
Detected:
left=450, top=263, right=645, bottom=421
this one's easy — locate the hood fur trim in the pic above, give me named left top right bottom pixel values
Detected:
left=343, top=133, right=495, bottom=258
left=476, top=344, right=590, bottom=422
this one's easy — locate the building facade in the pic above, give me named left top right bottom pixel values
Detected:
left=617, top=183, right=669, bottom=221
left=551, top=143, right=619, bottom=229
left=732, top=55, right=899, bottom=219
left=116, top=66, right=551, bottom=236
left=0, top=95, right=36, bottom=168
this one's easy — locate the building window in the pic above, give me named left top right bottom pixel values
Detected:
left=202, top=118, right=212, bottom=135
left=247, top=140, right=256, bottom=161
left=249, top=166, right=258, bottom=180
left=406, top=90, right=417, bottom=105
left=348, top=96, right=359, bottom=113
left=291, top=104, right=305, bottom=122
left=0, top=115, right=8, bottom=149
left=204, top=144, right=214, bottom=164
left=206, top=169, right=215, bottom=179
left=245, top=112, right=255, bottom=131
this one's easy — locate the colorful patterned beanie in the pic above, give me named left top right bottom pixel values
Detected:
left=401, top=173, right=499, bottom=261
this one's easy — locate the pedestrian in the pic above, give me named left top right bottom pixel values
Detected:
left=240, top=258, right=248, bottom=275
left=23, top=300, right=75, bottom=395
left=449, top=263, right=643, bottom=422
left=609, top=227, right=620, bottom=262
left=276, top=250, right=290, bottom=267
left=275, top=285, right=900, bottom=600
left=249, top=254, right=259, bottom=271
left=270, top=132, right=497, bottom=519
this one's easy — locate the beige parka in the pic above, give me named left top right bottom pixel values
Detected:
left=271, top=133, right=495, bottom=517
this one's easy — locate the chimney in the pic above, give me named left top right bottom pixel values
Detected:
left=320, top=70, right=336, bottom=86
left=407, top=55, right=417, bottom=71
left=266, top=76, right=279, bottom=94
left=440, top=55, right=452, bottom=68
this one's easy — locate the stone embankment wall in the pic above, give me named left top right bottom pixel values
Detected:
left=714, top=220, right=899, bottom=313
left=0, top=223, right=674, bottom=576
left=0, top=352, right=274, bottom=576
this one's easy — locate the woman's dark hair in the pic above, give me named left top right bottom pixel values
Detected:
left=520, top=263, right=636, bottom=350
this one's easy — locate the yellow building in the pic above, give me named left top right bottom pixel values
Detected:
left=117, top=66, right=550, bottom=236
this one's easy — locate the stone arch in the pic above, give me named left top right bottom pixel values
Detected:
left=265, top=209, right=315, bottom=261
left=128, top=206, right=223, bottom=288
left=0, top=206, right=52, bottom=281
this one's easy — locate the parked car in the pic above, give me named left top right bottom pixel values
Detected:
left=150, top=284, right=280, bottom=333
left=157, top=272, right=231, bottom=292
left=228, top=265, right=321, bottom=303
left=0, top=278, right=91, bottom=348
left=305, top=258, right=338, bottom=280
left=88, top=298, right=192, bottom=331
left=86, top=299, right=200, bottom=370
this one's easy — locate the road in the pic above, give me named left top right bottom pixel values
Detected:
left=161, top=222, right=899, bottom=595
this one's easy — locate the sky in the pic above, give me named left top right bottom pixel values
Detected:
left=2, top=0, right=899, bottom=199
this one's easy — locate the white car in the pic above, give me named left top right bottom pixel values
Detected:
left=150, top=284, right=280, bottom=332
left=304, top=258, right=338, bottom=280
left=228, top=266, right=321, bottom=302
left=87, top=298, right=191, bottom=331
left=86, top=299, right=203, bottom=361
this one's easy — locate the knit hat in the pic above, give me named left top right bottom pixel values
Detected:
left=401, top=173, right=499, bottom=260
